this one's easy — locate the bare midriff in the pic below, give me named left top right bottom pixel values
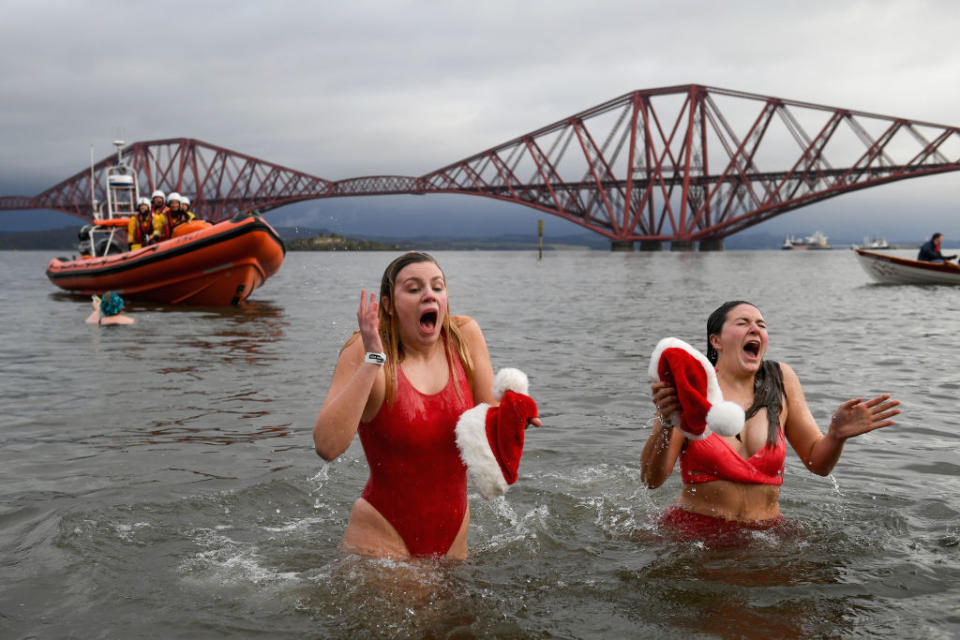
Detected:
left=676, top=480, right=781, bottom=522
left=340, top=497, right=470, bottom=560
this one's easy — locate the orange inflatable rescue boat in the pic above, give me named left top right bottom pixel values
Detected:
left=45, top=144, right=285, bottom=306
left=47, top=212, right=285, bottom=305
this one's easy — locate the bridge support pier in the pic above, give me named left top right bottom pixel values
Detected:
left=610, top=240, right=635, bottom=252
left=699, top=238, right=724, bottom=251
left=670, top=241, right=695, bottom=252
left=638, top=240, right=662, bottom=251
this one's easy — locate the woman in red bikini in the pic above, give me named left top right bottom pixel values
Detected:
left=641, top=300, right=900, bottom=537
left=314, top=252, right=535, bottom=560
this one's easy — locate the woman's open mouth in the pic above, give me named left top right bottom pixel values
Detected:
left=419, top=310, right=438, bottom=332
left=743, top=340, right=761, bottom=358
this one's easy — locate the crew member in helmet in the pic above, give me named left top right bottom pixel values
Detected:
left=150, top=190, right=167, bottom=215
left=157, top=192, right=190, bottom=240
left=128, top=196, right=164, bottom=250
left=180, top=196, right=198, bottom=221
left=165, top=193, right=196, bottom=237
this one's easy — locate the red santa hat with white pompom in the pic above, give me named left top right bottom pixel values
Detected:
left=455, top=368, right=538, bottom=499
left=648, top=337, right=744, bottom=440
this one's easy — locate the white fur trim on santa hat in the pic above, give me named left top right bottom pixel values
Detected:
left=455, top=403, right=508, bottom=499
left=649, top=337, right=724, bottom=404
left=706, top=401, right=745, bottom=438
left=649, top=336, right=744, bottom=437
left=492, top=368, right=528, bottom=400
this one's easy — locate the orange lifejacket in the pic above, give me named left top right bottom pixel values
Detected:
left=165, top=209, right=196, bottom=236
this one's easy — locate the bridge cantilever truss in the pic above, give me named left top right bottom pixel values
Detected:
left=0, top=138, right=335, bottom=223
left=4, top=84, right=960, bottom=249
left=414, top=84, right=960, bottom=248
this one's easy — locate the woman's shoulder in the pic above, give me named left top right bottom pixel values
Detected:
left=452, top=314, right=481, bottom=333
left=452, top=314, right=477, bottom=327
left=339, top=332, right=364, bottom=358
left=774, top=360, right=797, bottom=377
left=772, top=361, right=803, bottom=393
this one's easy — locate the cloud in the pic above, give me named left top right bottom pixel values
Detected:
left=3, top=0, right=960, bottom=239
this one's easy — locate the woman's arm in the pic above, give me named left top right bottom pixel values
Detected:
left=640, top=381, right=686, bottom=488
left=782, top=362, right=900, bottom=476
left=312, top=291, right=385, bottom=461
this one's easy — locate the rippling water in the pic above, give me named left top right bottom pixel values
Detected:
left=1, top=248, right=958, bottom=639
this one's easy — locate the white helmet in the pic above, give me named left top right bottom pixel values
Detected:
left=151, top=189, right=165, bottom=200
left=167, top=192, right=181, bottom=204
left=180, top=195, right=190, bottom=207
left=136, top=197, right=150, bottom=207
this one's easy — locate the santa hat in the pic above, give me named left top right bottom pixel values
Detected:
left=455, top=368, right=538, bottom=499
left=648, top=337, right=744, bottom=439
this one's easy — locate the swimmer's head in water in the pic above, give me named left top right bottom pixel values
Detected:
left=706, top=300, right=758, bottom=366
left=99, top=291, right=125, bottom=317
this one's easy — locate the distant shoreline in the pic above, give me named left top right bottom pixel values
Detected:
left=0, top=225, right=933, bottom=252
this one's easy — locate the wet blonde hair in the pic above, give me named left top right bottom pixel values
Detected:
left=344, top=252, right=474, bottom=404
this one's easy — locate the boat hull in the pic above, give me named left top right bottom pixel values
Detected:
left=46, top=214, right=285, bottom=305
left=854, top=249, right=960, bottom=285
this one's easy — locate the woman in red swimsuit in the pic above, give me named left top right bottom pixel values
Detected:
left=314, top=252, right=529, bottom=560
left=641, top=300, right=900, bottom=535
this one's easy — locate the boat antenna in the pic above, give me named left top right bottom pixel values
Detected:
left=89, top=144, right=96, bottom=213
left=113, top=139, right=125, bottom=168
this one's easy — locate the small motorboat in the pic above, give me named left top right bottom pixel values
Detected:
left=854, top=248, right=960, bottom=285
left=46, top=141, right=285, bottom=305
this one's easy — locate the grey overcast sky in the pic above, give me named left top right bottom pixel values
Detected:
left=3, top=0, right=960, bottom=239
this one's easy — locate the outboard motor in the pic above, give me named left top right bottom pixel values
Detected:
left=77, top=225, right=94, bottom=256
left=95, top=236, right=125, bottom=255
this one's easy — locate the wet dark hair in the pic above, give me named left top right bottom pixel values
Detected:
left=707, top=300, right=784, bottom=446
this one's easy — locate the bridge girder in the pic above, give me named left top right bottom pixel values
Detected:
left=4, top=85, right=960, bottom=244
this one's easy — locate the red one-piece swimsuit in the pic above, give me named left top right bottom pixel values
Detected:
left=358, top=352, right=474, bottom=557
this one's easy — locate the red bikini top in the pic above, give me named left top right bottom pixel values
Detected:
left=679, top=429, right=785, bottom=486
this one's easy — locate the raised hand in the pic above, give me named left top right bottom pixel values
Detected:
left=829, top=394, right=901, bottom=441
left=651, top=380, right=680, bottom=427
left=357, top=290, right=384, bottom=353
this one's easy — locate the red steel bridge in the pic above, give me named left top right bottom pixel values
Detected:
left=4, top=84, right=960, bottom=250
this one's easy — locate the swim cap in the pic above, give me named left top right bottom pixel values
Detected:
left=100, top=291, right=125, bottom=317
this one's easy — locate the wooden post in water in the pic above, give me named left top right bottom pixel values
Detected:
left=538, top=219, right=544, bottom=261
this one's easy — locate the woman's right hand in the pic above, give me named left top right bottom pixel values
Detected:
left=642, top=380, right=684, bottom=488
left=357, top=290, right=384, bottom=353
left=651, top=380, right=680, bottom=427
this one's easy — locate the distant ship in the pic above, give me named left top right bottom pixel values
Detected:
left=781, top=231, right=832, bottom=250
left=854, top=236, right=891, bottom=250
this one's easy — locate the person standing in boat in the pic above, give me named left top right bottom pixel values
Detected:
left=127, top=197, right=165, bottom=250
left=642, top=300, right=900, bottom=541
left=917, top=233, right=957, bottom=263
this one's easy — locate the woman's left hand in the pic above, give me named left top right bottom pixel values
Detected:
left=526, top=417, right=542, bottom=429
left=828, top=394, right=901, bottom=441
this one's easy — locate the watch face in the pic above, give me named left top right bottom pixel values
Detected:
left=366, top=352, right=385, bottom=365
